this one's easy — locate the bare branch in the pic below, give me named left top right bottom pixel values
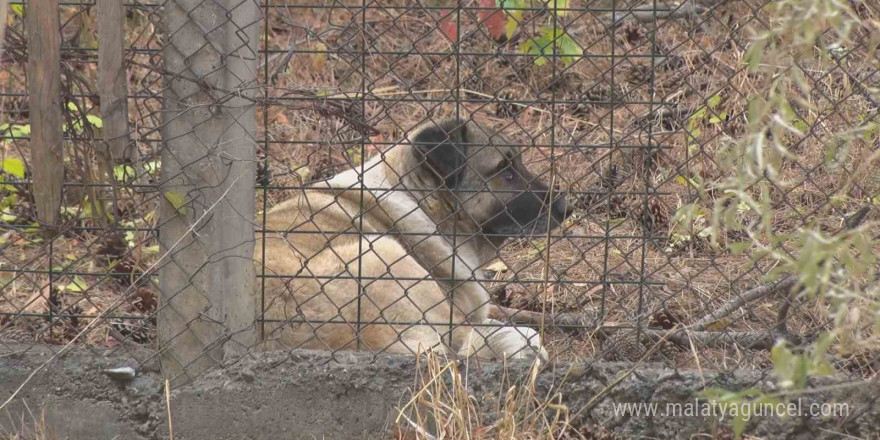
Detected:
left=691, top=277, right=797, bottom=332
left=603, top=1, right=700, bottom=27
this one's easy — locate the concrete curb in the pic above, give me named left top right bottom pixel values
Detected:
left=1, top=345, right=877, bottom=439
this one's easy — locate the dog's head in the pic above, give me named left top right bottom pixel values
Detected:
left=411, top=119, right=573, bottom=240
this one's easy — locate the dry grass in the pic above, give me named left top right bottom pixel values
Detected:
left=393, top=352, right=619, bottom=440
left=0, top=404, right=56, bottom=440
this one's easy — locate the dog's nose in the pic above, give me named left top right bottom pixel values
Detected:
left=552, top=197, right=575, bottom=219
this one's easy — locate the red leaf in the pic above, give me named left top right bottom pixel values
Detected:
left=478, top=0, right=505, bottom=41
left=438, top=9, right=458, bottom=42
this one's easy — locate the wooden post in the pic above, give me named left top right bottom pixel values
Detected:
left=158, top=0, right=259, bottom=386
left=0, top=0, right=9, bottom=54
left=97, top=0, right=131, bottom=165
left=26, top=0, right=64, bottom=232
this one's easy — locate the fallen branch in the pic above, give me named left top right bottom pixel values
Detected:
left=603, top=0, right=701, bottom=27
left=690, top=276, right=798, bottom=332
left=640, top=328, right=808, bottom=351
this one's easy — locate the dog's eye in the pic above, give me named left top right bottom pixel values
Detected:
left=504, top=169, right=515, bottom=181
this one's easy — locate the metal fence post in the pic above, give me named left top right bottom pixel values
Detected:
left=158, top=0, right=260, bottom=386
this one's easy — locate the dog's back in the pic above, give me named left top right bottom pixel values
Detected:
left=255, top=187, right=464, bottom=354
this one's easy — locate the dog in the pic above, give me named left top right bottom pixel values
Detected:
left=254, top=118, right=573, bottom=361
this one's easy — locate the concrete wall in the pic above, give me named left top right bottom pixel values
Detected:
left=1, top=345, right=877, bottom=439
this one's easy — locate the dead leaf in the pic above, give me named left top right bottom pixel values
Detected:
left=438, top=9, right=458, bottom=42
left=478, top=0, right=505, bottom=41
left=273, top=111, right=289, bottom=125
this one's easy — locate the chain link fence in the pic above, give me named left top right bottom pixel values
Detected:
left=1, top=0, right=878, bottom=426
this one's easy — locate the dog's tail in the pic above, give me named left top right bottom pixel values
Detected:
left=462, top=319, right=548, bottom=362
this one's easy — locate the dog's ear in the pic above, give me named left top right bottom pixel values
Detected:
left=412, top=119, right=468, bottom=188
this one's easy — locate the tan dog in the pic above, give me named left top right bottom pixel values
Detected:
left=255, top=118, right=572, bottom=360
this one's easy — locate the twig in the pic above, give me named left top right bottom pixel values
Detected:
left=165, top=379, right=174, bottom=440
left=775, top=291, right=794, bottom=333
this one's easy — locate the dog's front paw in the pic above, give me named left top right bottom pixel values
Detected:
left=465, top=319, right=548, bottom=363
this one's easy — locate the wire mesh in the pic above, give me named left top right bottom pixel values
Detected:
left=0, top=0, right=878, bottom=399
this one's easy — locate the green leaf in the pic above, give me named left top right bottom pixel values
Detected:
left=520, top=27, right=581, bottom=67
left=143, top=161, right=161, bottom=176
left=675, top=175, right=699, bottom=188
left=0, top=123, right=31, bottom=138
left=65, top=110, right=103, bottom=133
left=1, top=157, right=25, bottom=178
left=709, top=113, right=727, bottom=124
left=707, top=94, right=722, bottom=109
left=164, top=190, right=188, bottom=215
left=747, top=98, right=766, bottom=127
left=1, top=193, right=16, bottom=208
left=63, top=276, right=88, bottom=293
left=86, top=114, right=104, bottom=129
left=113, top=165, right=136, bottom=183
left=744, top=38, right=766, bottom=71
left=11, top=4, right=23, bottom=16
left=345, top=147, right=363, bottom=165
left=504, top=15, right=519, bottom=39
left=557, top=32, right=582, bottom=66
left=12, top=125, right=30, bottom=137
left=497, top=0, right=520, bottom=9
left=728, top=241, right=752, bottom=254
left=527, top=239, right=548, bottom=257
left=791, top=119, right=809, bottom=133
